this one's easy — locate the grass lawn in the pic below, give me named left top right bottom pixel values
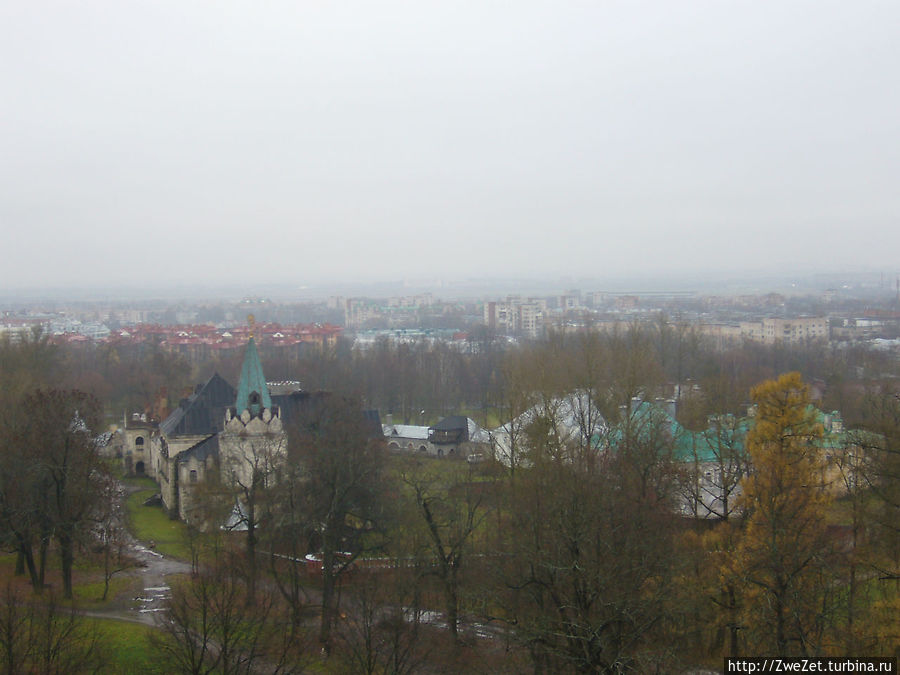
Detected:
left=0, top=551, right=140, bottom=611
left=74, top=575, right=137, bottom=605
left=125, top=488, right=192, bottom=560
left=86, top=618, right=169, bottom=674
left=124, top=475, right=159, bottom=491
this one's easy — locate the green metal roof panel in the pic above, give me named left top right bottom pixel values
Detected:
left=681, top=423, right=748, bottom=464
left=235, top=336, right=272, bottom=417
left=600, top=401, right=750, bottom=465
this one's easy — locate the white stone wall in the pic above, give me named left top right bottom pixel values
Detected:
left=220, top=410, right=286, bottom=495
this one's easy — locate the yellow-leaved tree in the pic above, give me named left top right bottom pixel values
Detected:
left=731, top=372, right=834, bottom=656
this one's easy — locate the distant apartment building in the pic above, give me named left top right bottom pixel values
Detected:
left=344, top=295, right=436, bottom=328
left=615, top=295, right=639, bottom=310
left=737, top=317, right=829, bottom=345
left=559, top=290, right=581, bottom=312
left=758, top=317, right=828, bottom=344
left=0, top=322, right=36, bottom=343
left=117, top=309, right=154, bottom=324
left=386, top=293, right=434, bottom=308
left=697, top=317, right=828, bottom=347
left=49, top=318, right=111, bottom=340
left=484, top=297, right=546, bottom=338
left=484, top=302, right=514, bottom=334
left=345, top=298, right=382, bottom=328
left=587, top=291, right=608, bottom=308
left=696, top=323, right=744, bottom=350
left=517, top=302, right=544, bottom=338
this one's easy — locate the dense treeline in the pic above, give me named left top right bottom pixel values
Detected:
left=54, top=316, right=900, bottom=430
left=0, top=330, right=111, bottom=599
left=3, top=322, right=900, bottom=672
left=157, top=324, right=900, bottom=670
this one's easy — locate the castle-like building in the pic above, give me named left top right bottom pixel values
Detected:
left=122, top=331, right=290, bottom=523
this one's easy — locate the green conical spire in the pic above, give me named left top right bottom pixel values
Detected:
left=235, top=335, right=271, bottom=418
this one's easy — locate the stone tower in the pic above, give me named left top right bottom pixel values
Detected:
left=220, top=323, right=285, bottom=491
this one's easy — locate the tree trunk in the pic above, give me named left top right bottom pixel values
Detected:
left=319, top=547, right=336, bottom=654
left=102, top=541, right=112, bottom=602
left=16, top=536, right=40, bottom=591
left=775, top=588, right=786, bottom=656
left=847, top=499, right=860, bottom=654
left=38, top=536, right=49, bottom=592
left=246, top=499, right=257, bottom=604
left=59, top=531, right=74, bottom=599
left=445, top=567, right=459, bottom=643
left=728, top=585, right=739, bottom=658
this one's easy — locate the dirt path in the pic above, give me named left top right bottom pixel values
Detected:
left=124, top=540, right=192, bottom=624
left=87, top=482, right=192, bottom=627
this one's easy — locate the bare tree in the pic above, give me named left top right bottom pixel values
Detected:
left=0, top=583, right=104, bottom=674
left=0, top=331, right=68, bottom=592
left=678, top=413, right=750, bottom=521
left=832, top=430, right=875, bottom=653
left=289, top=393, right=391, bottom=654
left=0, top=406, right=47, bottom=590
left=336, top=567, right=430, bottom=675
left=562, top=330, right=608, bottom=458
left=402, top=459, right=491, bottom=644
left=494, top=368, right=681, bottom=673
left=24, top=389, right=104, bottom=599
left=489, top=351, right=539, bottom=475
left=221, top=431, right=286, bottom=603
left=154, top=553, right=301, bottom=675
left=265, top=461, right=313, bottom=633
left=501, top=448, right=680, bottom=672
left=92, top=473, right=138, bottom=601
left=858, top=386, right=900, bottom=580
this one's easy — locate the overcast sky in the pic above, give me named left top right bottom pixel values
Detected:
left=1, top=1, right=898, bottom=291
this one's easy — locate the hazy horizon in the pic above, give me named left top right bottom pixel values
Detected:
left=2, top=2, right=898, bottom=291
left=2, top=267, right=898, bottom=306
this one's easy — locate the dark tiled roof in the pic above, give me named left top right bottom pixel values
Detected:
left=271, top=390, right=318, bottom=425
left=160, top=373, right=236, bottom=437
left=273, top=391, right=385, bottom=440
left=362, top=409, right=383, bottom=438
left=178, top=434, right=219, bottom=464
left=429, top=416, right=469, bottom=431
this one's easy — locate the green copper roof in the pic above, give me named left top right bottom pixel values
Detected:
left=602, top=401, right=749, bottom=464
left=235, top=336, right=271, bottom=417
